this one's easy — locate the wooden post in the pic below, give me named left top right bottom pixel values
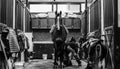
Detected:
left=13, top=0, right=16, bottom=29
left=88, top=7, right=90, bottom=33
left=23, top=4, right=26, bottom=32
left=21, top=1, right=26, bottom=63
left=114, top=0, right=119, bottom=69
left=85, top=0, right=88, bottom=36
left=80, top=4, right=81, bottom=13
left=101, top=0, right=105, bottom=38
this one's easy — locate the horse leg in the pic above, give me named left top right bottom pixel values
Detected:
left=53, top=49, right=58, bottom=69
left=59, top=51, right=64, bottom=69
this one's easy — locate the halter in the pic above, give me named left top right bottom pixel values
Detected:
left=56, top=16, right=60, bottom=30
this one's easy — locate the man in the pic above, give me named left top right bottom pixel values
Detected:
left=65, top=37, right=81, bottom=66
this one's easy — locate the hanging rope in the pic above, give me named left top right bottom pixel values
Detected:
left=0, top=34, right=9, bottom=69
left=104, top=26, right=114, bottom=69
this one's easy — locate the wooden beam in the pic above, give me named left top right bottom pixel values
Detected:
left=29, top=1, right=84, bottom=4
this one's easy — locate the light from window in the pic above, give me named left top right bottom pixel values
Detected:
left=30, top=4, right=52, bottom=12
left=81, top=4, right=85, bottom=12
left=57, top=4, right=80, bottom=13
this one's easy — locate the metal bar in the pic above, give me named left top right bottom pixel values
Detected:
left=104, top=26, right=113, bottom=30
left=101, top=0, right=105, bottom=36
left=84, top=0, right=88, bottom=36
left=29, top=1, right=84, bottom=4
left=80, top=4, right=82, bottom=13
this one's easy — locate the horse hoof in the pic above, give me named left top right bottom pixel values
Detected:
left=53, top=65, right=58, bottom=69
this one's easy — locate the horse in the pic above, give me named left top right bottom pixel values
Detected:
left=50, top=11, right=68, bottom=69
left=84, top=31, right=108, bottom=69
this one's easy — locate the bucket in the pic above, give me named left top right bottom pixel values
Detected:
left=42, top=54, right=47, bottom=60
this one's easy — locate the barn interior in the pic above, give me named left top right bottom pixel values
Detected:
left=0, top=0, right=119, bottom=69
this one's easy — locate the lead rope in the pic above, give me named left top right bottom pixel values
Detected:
left=104, top=28, right=114, bottom=69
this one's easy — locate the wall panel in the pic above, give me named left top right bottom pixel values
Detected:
left=25, top=9, right=31, bottom=32
left=6, top=0, right=13, bottom=27
left=1, top=0, right=7, bottom=24
left=90, top=0, right=101, bottom=32
left=0, top=0, right=1, bottom=22
left=73, top=18, right=81, bottom=29
left=48, top=18, right=55, bottom=28
left=38, top=18, right=48, bottom=28
left=33, top=44, right=53, bottom=59
left=104, top=0, right=114, bottom=27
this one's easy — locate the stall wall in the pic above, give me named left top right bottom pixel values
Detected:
left=103, top=0, right=114, bottom=27
left=90, top=0, right=101, bottom=32
left=6, top=0, right=13, bottom=28
left=0, top=0, right=1, bottom=22
left=25, top=9, right=31, bottom=32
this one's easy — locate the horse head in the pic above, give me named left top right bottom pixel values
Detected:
left=55, top=11, right=62, bottom=31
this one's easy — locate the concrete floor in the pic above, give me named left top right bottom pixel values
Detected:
left=15, top=59, right=88, bottom=69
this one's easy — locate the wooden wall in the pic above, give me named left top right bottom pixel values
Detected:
left=15, top=0, right=31, bottom=32
left=33, top=44, right=54, bottom=59
left=0, top=0, right=1, bottom=22
left=15, top=1, right=23, bottom=30
left=25, top=9, right=31, bottom=32
left=90, top=0, right=101, bottom=32
left=81, top=12, right=85, bottom=35
left=0, top=0, right=6, bottom=24
left=31, top=17, right=81, bottom=41
left=103, top=0, right=114, bottom=27
left=81, top=0, right=101, bottom=36
left=0, top=0, right=14, bottom=27
left=0, top=0, right=31, bottom=31
left=32, top=17, right=81, bottom=29
left=6, top=0, right=13, bottom=28
left=33, top=29, right=81, bottom=41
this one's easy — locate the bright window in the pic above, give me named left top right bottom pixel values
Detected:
left=57, top=4, right=80, bottom=13
left=30, top=4, right=81, bottom=13
left=81, top=4, right=85, bottom=12
left=30, top=4, right=52, bottom=12
left=58, top=5, right=68, bottom=12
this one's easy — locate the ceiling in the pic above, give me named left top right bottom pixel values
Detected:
left=28, top=0, right=93, bottom=4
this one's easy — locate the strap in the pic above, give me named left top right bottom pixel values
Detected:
left=0, top=35, right=9, bottom=69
